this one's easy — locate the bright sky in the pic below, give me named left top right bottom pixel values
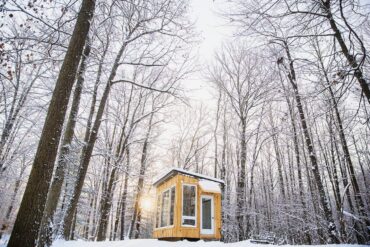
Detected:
left=183, top=0, right=232, bottom=104
left=191, top=0, right=228, bottom=60
left=155, top=0, right=233, bottom=171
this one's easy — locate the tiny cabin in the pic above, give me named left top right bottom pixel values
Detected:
left=152, top=168, right=224, bottom=240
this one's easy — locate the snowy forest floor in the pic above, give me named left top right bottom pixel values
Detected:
left=50, top=239, right=366, bottom=247
left=0, top=237, right=364, bottom=247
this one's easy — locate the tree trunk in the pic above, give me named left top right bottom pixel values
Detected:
left=352, top=135, right=369, bottom=196
left=236, top=118, right=247, bottom=241
left=285, top=94, right=312, bottom=244
left=315, top=45, right=367, bottom=242
left=280, top=42, right=340, bottom=244
left=129, top=112, right=154, bottom=239
left=7, top=1, right=95, bottom=246
left=120, top=147, right=130, bottom=240
left=61, top=41, right=127, bottom=239
left=0, top=165, right=25, bottom=239
left=214, top=90, right=221, bottom=178
left=272, top=133, right=286, bottom=199
left=112, top=181, right=124, bottom=240
left=96, top=167, right=118, bottom=241
left=38, top=40, right=91, bottom=247
left=321, top=0, right=370, bottom=104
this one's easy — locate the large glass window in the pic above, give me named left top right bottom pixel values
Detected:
left=182, top=184, right=196, bottom=226
left=170, top=187, right=175, bottom=225
left=156, top=187, right=175, bottom=228
left=156, top=195, right=161, bottom=228
left=160, top=190, right=170, bottom=227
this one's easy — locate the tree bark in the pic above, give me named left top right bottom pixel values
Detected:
left=321, top=0, right=370, bottom=104
left=280, top=42, right=340, bottom=244
left=61, top=41, right=127, bottom=239
left=285, top=94, right=312, bottom=244
left=120, top=147, right=130, bottom=240
left=314, top=44, right=368, bottom=242
left=129, top=112, right=154, bottom=239
left=38, top=40, right=91, bottom=247
left=7, top=1, right=95, bottom=246
left=236, top=118, right=247, bottom=241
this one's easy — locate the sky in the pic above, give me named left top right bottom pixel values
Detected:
left=153, top=0, right=234, bottom=173
left=190, top=0, right=228, bottom=60
left=182, top=0, right=232, bottom=104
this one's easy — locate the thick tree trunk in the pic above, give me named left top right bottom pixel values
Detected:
left=7, top=1, right=95, bottom=246
left=38, top=40, right=91, bottom=247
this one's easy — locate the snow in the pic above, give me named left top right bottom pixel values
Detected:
left=342, top=210, right=360, bottom=221
left=0, top=237, right=364, bottom=247
left=0, top=235, right=9, bottom=247
left=199, top=179, right=221, bottom=193
left=154, top=167, right=224, bottom=186
left=47, top=239, right=362, bottom=247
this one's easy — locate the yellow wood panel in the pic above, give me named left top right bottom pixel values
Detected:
left=153, top=173, right=222, bottom=240
left=153, top=175, right=179, bottom=238
left=174, top=174, right=199, bottom=238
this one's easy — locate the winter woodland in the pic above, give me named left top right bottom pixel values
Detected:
left=0, top=0, right=369, bottom=246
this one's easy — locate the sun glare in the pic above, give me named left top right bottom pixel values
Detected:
left=140, top=195, right=154, bottom=212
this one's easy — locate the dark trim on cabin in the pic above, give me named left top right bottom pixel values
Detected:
left=153, top=169, right=224, bottom=187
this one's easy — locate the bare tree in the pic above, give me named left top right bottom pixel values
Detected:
left=207, top=43, right=272, bottom=240
left=7, top=0, right=96, bottom=246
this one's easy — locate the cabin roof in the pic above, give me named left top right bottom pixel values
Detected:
left=153, top=167, right=225, bottom=187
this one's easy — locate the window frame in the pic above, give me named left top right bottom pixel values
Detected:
left=169, top=186, right=176, bottom=225
left=155, top=194, right=161, bottom=228
left=155, top=186, right=176, bottom=229
left=181, top=183, right=197, bottom=228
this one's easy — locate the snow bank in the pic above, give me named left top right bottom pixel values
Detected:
left=0, top=238, right=364, bottom=247
left=47, top=239, right=364, bottom=247
left=199, top=179, right=221, bottom=193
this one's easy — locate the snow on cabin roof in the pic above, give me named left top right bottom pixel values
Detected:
left=199, top=180, right=221, bottom=193
left=153, top=167, right=224, bottom=187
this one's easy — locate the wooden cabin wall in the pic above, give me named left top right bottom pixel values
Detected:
left=152, top=175, right=178, bottom=238
left=153, top=174, right=222, bottom=240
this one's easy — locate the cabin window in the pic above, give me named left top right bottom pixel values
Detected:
left=155, top=195, right=161, bottom=228
left=157, top=186, right=175, bottom=228
left=160, top=190, right=170, bottom=227
left=182, top=184, right=196, bottom=226
left=170, top=187, right=175, bottom=225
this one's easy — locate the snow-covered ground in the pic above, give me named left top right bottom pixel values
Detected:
left=0, top=237, right=364, bottom=247
left=50, top=239, right=363, bottom=247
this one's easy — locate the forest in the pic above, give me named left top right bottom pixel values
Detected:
left=0, top=0, right=369, bottom=246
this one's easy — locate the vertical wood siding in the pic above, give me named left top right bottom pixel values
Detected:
left=153, top=174, right=222, bottom=240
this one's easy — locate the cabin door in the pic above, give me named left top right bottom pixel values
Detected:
left=200, top=195, right=214, bottom=235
